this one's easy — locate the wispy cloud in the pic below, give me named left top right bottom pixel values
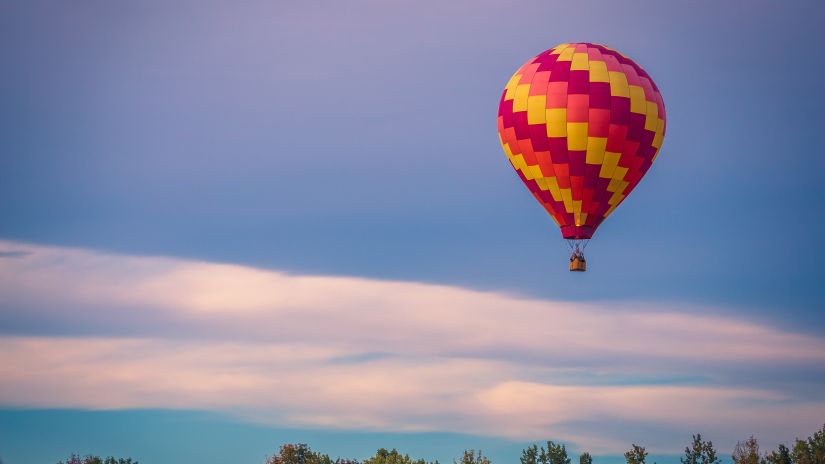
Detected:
left=0, top=249, right=31, bottom=258
left=0, top=240, right=823, bottom=452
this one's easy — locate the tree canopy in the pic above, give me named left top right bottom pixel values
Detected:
left=454, top=450, right=490, bottom=464
left=764, top=444, right=792, bottom=464
left=732, top=436, right=762, bottom=464
left=266, top=443, right=332, bottom=464
left=682, top=434, right=720, bottom=464
left=53, top=424, right=825, bottom=464
left=364, top=448, right=435, bottom=464
left=625, top=444, right=648, bottom=464
left=57, top=455, right=137, bottom=464
left=790, top=424, right=825, bottom=464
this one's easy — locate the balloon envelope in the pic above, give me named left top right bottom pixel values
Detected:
left=497, top=43, right=666, bottom=239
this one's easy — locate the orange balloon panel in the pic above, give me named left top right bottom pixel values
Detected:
left=498, top=43, right=666, bottom=239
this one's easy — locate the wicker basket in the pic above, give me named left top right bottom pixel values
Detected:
left=569, top=257, right=586, bottom=272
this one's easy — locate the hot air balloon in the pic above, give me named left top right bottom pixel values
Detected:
left=497, top=43, right=666, bottom=272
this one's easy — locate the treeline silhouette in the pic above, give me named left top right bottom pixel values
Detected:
left=52, top=423, right=825, bottom=464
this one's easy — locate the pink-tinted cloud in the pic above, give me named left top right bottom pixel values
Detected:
left=0, top=240, right=823, bottom=452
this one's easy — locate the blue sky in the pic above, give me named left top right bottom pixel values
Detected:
left=1, top=1, right=825, bottom=463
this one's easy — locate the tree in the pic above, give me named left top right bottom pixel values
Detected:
left=365, top=449, right=408, bottom=464
left=57, top=455, right=137, bottom=464
left=793, top=440, right=813, bottom=464
left=363, top=448, right=434, bottom=464
left=521, top=445, right=539, bottom=464
left=681, top=434, right=720, bottom=464
left=454, top=450, right=490, bottom=464
left=267, top=444, right=332, bottom=464
left=58, top=455, right=84, bottom=464
left=579, top=452, right=593, bottom=464
left=764, top=444, right=791, bottom=464
left=542, top=442, right=571, bottom=464
left=625, top=445, right=647, bottom=464
left=732, top=437, right=763, bottom=464
left=808, top=424, right=825, bottom=464
left=791, top=424, right=825, bottom=464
